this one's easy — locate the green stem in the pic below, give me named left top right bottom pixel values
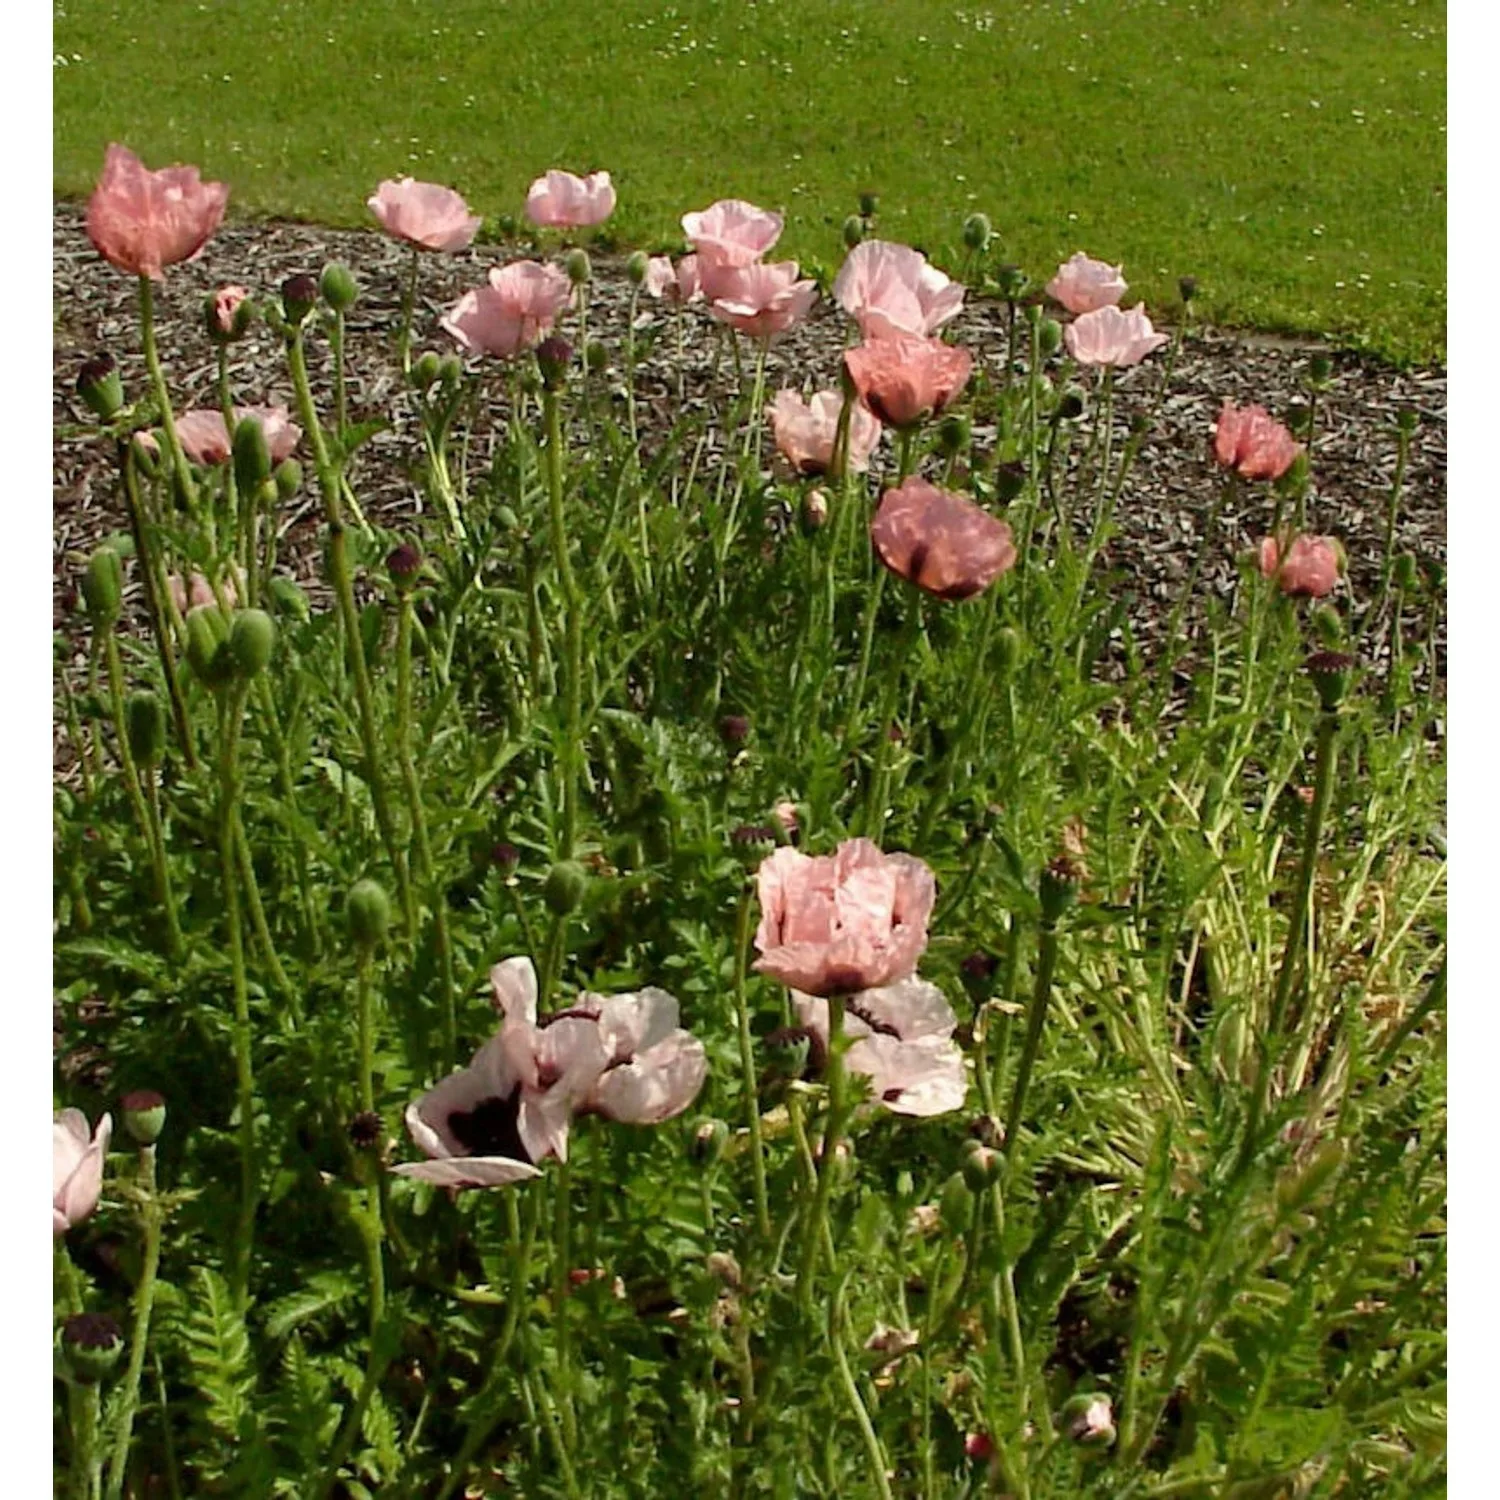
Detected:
left=732, top=884, right=771, bottom=1241
left=796, top=994, right=849, bottom=1309
left=141, top=770, right=183, bottom=962
left=70, top=1379, right=102, bottom=1500
left=137, top=276, right=201, bottom=525
left=396, top=245, right=419, bottom=376
left=233, top=814, right=293, bottom=1006
left=543, top=386, right=584, bottom=861
left=862, top=596, right=924, bottom=840
left=550, top=1155, right=577, bottom=1447
left=1003, top=916, right=1061, bottom=1162
left=1377, top=424, right=1411, bottom=607
left=1157, top=474, right=1237, bottom=686
left=829, top=1273, right=895, bottom=1500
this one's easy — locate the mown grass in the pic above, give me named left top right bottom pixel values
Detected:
left=52, top=0, right=1444, bottom=364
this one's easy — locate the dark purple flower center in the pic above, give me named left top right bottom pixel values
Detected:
left=848, top=999, right=903, bottom=1038
left=447, top=1086, right=531, bottom=1163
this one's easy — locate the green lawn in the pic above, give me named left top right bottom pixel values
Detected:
left=53, top=0, right=1445, bottom=364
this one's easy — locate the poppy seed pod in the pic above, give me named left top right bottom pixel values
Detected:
left=565, top=248, right=592, bottom=286
left=536, top=336, right=573, bottom=392
left=228, top=608, right=277, bottom=677
left=232, top=415, right=272, bottom=496
left=120, top=1088, right=167, bottom=1145
left=1305, top=650, right=1355, bottom=713
left=81, top=546, right=124, bottom=627
left=842, top=214, right=864, bottom=249
left=962, top=212, right=992, bottom=251
left=347, top=878, right=392, bottom=949
left=76, top=352, right=124, bottom=420
left=543, top=859, right=589, bottom=915
left=61, top=1313, right=125, bottom=1385
left=320, top=261, right=359, bottom=313
left=280, top=273, right=319, bottom=326
left=125, top=690, right=166, bottom=766
left=185, top=604, right=232, bottom=686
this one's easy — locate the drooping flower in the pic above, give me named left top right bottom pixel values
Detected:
left=844, top=334, right=974, bottom=429
left=871, top=476, right=1016, bottom=601
left=442, top=261, right=574, bottom=360
left=682, top=198, right=784, bottom=270
left=793, top=977, right=967, bottom=1117
left=54, top=1109, right=111, bottom=1236
left=754, top=839, right=937, bottom=997
left=85, top=144, right=229, bottom=280
left=708, top=261, right=818, bottom=340
left=1214, top=401, right=1304, bottom=481
left=1046, top=252, right=1128, bottom=315
left=833, top=240, right=966, bottom=341
left=1258, top=533, right=1342, bottom=598
left=1064, top=304, right=1170, bottom=368
left=155, top=405, right=302, bottom=468
left=525, top=169, right=617, bottom=230
left=768, top=390, right=883, bottom=476
left=644, top=254, right=702, bottom=304
left=367, top=177, right=482, bottom=253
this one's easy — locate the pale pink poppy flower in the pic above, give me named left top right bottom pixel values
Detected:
left=85, top=144, right=228, bottom=280
left=367, top=177, right=483, bottom=252
left=644, top=255, right=702, bottom=304
left=1064, top=303, right=1170, bottom=368
left=709, top=261, right=818, bottom=340
left=525, top=169, right=617, bottom=230
left=754, top=839, right=937, bottom=997
left=793, top=977, right=967, bottom=1117
left=1258, top=533, right=1342, bottom=598
left=570, top=988, right=708, bottom=1124
left=54, top=1109, right=112, bottom=1235
left=1214, top=401, right=1303, bottom=481
left=210, top=285, right=249, bottom=336
left=833, top=240, right=966, bottom=341
left=682, top=198, right=784, bottom=270
left=158, top=405, right=302, bottom=468
left=844, top=334, right=974, bottom=429
left=871, top=477, right=1016, bottom=601
left=442, top=261, right=574, bottom=359
left=1046, top=252, right=1128, bottom=315
left=168, top=568, right=240, bottom=616
left=768, top=390, right=883, bottom=476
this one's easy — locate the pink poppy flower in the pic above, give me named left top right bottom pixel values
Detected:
left=54, top=1109, right=111, bottom=1235
left=570, top=988, right=708, bottom=1124
left=793, top=977, right=967, bottom=1117
left=871, top=477, right=1016, bottom=601
left=159, top=405, right=302, bottom=468
left=1064, top=303, right=1170, bottom=368
left=168, top=567, right=240, bottom=616
left=644, top=255, right=701, bottom=304
left=754, top=839, right=937, bottom=997
left=442, top=261, right=574, bottom=359
left=768, top=390, right=883, bottom=476
left=367, top=177, right=482, bottom=253
left=85, top=144, right=228, bottom=280
left=1258, top=533, right=1342, bottom=598
left=210, top=285, right=249, bottom=336
left=1214, top=402, right=1303, bottom=481
left=1046, top=252, right=1128, bottom=315
left=844, top=334, right=974, bottom=430
left=709, top=261, right=818, bottom=340
left=833, top=240, right=966, bottom=341
left=525, top=169, right=617, bottom=230
left=682, top=198, right=784, bottom=271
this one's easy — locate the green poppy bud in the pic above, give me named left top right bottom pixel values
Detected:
left=543, top=859, right=589, bottom=915
left=121, top=1088, right=167, bottom=1145
left=274, top=458, right=303, bottom=500
left=125, top=690, right=166, bottom=766
left=962, top=212, right=992, bottom=252
left=625, top=250, right=649, bottom=286
left=232, top=415, right=272, bottom=496
left=267, top=576, right=311, bottom=623
left=689, top=1117, right=730, bottom=1168
left=1307, top=352, right=1333, bottom=386
left=1061, top=1393, right=1116, bottom=1447
left=939, top=1171, right=973, bottom=1234
left=438, top=355, right=463, bottom=387
left=280, top=273, right=319, bottom=327
left=1039, top=856, right=1081, bottom=925
left=61, top=1313, right=124, bottom=1385
left=585, top=339, right=609, bottom=373
left=228, top=608, right=276, bottom=677
left=1038, top=317, right=1063, bottom=356
left=763, top=1026, right=813, bottom=1081
left=411, top=351, right=442, bottom=392
left=1393, top=553, right=1419, bottom=593
left=565, top=248, right=592, bottom=286
left=387, top=543, right=422, bottom=591
left=994, top=459, right=1026, bottom=505
left=320, top=261, right=359, bottom=313
left=858, top=190, right=879, bottom=219
left=76, top=353, right=124, bottom=420
left=961, top=1140, right=1002, bottom=1193
left=81, top=547, right=124, bottom=627
left=842, top=214, right=865, bottom=250
left=994, top=264, right=1028, bottom=301
left=1178, top=275, right=1198, bottom=304
left=936, top=413, right=971, bottom=459
left=185, top=604, right=232, bottom=686
left=993, top=626, right=1023, bottom=674
left=346, top=878, right=391, bottom=950
left=536, top=336, right=573, bottom=392
left=1396, top=407, right=1420, bottom=437
left=1055, top=385, right=1086, bottom=421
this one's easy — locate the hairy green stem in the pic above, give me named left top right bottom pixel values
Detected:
left=543, top=385, right=585, bottom=861
left=829, top=1273, right=895, bottom=1500
left=1003, top=916, right=1061, bottom=1162
left=796, top=994, right=849, bottom=1309
left=731, top=884, right=771, bottom=1241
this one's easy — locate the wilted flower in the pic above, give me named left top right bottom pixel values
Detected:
left=871, top=477, right=1016, bottom=601
left=768, top=390, right=882, bottom=476
left=1258, top=533, right=1342, bottom=598
left=1064, top=304, right=1170, bottom=368
left=682, top=198, right=784, bottom=270
left=793, top=977, right=967, bottom=1117
left=442, top=261, right=574, bottom=360
left=844, top=334, right=973, bottom=429
left=708, top=261, right=818, bottom=340
left=1214, top=401, right=1304, bottom=481
left=833, top=240, right=966, bottom=341
left=54, top=1109, right=111, bottom=1235
left=1046, top=251, right=1128, bottom=315
left=754, top=839, right=936, bottom=996
left=86, top=143, right=228, bottom=280
left=367, top=177, right=482, bottom=252
left=525, top=169, right=616, bottom=229
left=644, top=254, right=701, bottom=304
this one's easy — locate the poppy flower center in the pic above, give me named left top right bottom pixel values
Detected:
left=447, top=1086, right=531, bottom=1163
left=847, top=999, right=903, bottom=1038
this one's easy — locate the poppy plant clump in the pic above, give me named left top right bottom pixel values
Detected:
left=52, top=139, right=1443, bottom=1500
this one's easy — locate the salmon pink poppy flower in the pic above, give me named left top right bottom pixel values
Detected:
left=443, top=261, right=574, bottom=359
left=1064, top=304, right=1170, bottom=368
left=159, top=406, right=301, bottom=468
left=754, top=839, right=937, bottom=997
left=793, top=977, right=967, bottom=1117
left=708, top=261, right=817, bottom=340
left=833, top=240, right=966, bottom=341
left=54, top=1109, right=111, bottom=1235
left=525, top=169, right=617, bottom=230
left=769, top=390, right=882, bottom=476
left=1214, top=402, right=1303, bottom=481
left=209, top=285, right=249, bottom=337
left=871, top=477, right=1016, bottom=601
left=844, top=334, right=973, bottom=429
left=682, top=198, right=784, bottom=270
left=367, top=177, right=482, bottom=252
left=1046, top=251, right=1128, bottom=315
left=1258, top=533, right=1342, bottom=598
left=86, top=144, right=228, bottom=280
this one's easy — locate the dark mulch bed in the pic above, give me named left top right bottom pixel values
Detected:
left=53, top=202, right=1446, bottom=692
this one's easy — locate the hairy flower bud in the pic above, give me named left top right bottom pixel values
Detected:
left=994, top=264, right=1028, bottom=301
left=185, top=604, right=232, bottom=686
left=625, top=250, right=650, bottom=286
left=1055, top=385, right=1086, bottom=421
left=320, top=261, right=359, bottom=313
left=718, top=713, right=750, bottom=749
left=347, top=878, right=391, bottom=950
left=228, top=608, right=277, bottom=677
left=536, top=336, right=573, bottom=392
left=121, top=1088, right=167, bottom=1145
left=1038, top=317, right=1063, bottom=356
left=125, top=690, right=166, bottom=767
left=1393, top=553, right=1419, bottom=593
left=1307, top=352, right=1333, bottom=386
left=81, top=546, right=124, bottom=627
left=1039, top=856, right=1081, bottom=925
left=961, top=1140, right=1002, bottom=1192
left=1061, top=1393, right=1116, bottom=1447
left=858, top=190, right=879, bottom=220
left=267, top=576, right=311, bottom=623
left=585, top=339, right=609, bottom=373
left=348, top=1110, right=382, bottom=1150
left=411, top=351, right=442, bottom=391
left=801, top=487, right=830, bottom=535
left=690, top=1117, right=730, bottom=1168
left=543, top=859, right=589, bottom=915
left=564, top=248, right=592, bottom=286
left=280, top=273, right=319, bottom=326
left=962, top=212, right=992, bottom=252
left=939, top=1171, right=973, bottom=1234
left=76, top=352, right=124, bottom=420
left=1178, top=275, right=1198, bottom=304
left=387, top=542, right=422, bottom=591
left=936, top=412, right=971, bottom=459
left=842, top=214, right=865, bottom=249
left=232, top=414, right=272, bottom=495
